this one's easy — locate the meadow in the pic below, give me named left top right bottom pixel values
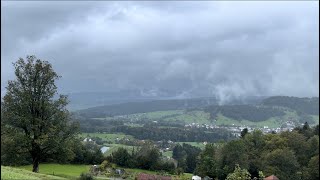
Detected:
left=162, top=151, right=173, bottom=158
left=18, top=164, right=90, bottom=179
left=13, top=163, right=193, bottom=180
left=120, top=109, right=307, bottom=128
left=103, top=144, right=136, bottom=156
left=80, top=133, right=135, bottom=143
left=176, top=142, right=206, bottom=149
left=1, top=166, right=67, bottom=180
left=89, top=107, right=319, bottom=130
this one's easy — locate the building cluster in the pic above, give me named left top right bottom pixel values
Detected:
left=184, top=121, right=297, bottom=137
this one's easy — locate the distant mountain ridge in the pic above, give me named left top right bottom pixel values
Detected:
left=75, top=96, right=267, bottom=118
left=74, top=96, right=319, bottom=124
left=66, top=89, right=207, bottom=110
left=66, top=89, right=270, bottom=111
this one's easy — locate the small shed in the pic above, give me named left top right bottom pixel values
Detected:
left=264, top=175, right=279, bottom=180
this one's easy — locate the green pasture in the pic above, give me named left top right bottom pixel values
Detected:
left=80, top=133, right=135, bottom=143
left=17, top=163, right=90, bottom=179
left=1, top=166, right=67, bottom=180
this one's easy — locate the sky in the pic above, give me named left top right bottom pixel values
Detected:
left=1, top=1, right=319, bottom=101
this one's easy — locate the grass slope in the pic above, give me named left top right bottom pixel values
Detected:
left=177, top=142, right=206, bottom=149
left=9, top=163, right=192, bottom=180
left=1, top=166, right=66, bottom=180
left=91, top=108, right=314, bottom=128
left=162, top=151, right=173, bottom=158
left=80, top=133, right=135, bottom=143
left=103, top=144, right=135, bottom=156
left=164, top=110, right=211, bottom=124
left=18, top=164, right=90, bottom=179
left=123, top=168, right=193, bottom=180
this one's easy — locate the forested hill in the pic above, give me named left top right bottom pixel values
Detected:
left=75, top=96, right=265, bottom=118
left=76, top=97, right=219, bottom=118
left=75, top=96, right=318, bottom=121
left=262, top=96, right=319, bottom=115
left=204, top=105, right=286, bottom=122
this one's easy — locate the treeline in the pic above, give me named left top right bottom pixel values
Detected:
left=172, top=143, right=202, bottom=173
left=112, top=125, right=234, bottom=142
left=1, top=137, right=104, bottom=166
left=106, top=142, right=175, bottom=173
left=205, top=105, right=285, bottom=122
left=194, top=123, right=319, bottom=180
left=107, top=142, right=203, bottom=175
left=262, top=96, right=319, bottom=115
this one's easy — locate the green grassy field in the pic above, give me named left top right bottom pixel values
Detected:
left=18, top=164, right=90, bottom=179
left=90, top=103, right=319, bottom=130
left=123, top=167, right=193, bottom=180
left=103, top=144, right=136, bottom=156
left=213, top=112, right=290, bottom=128
left=177, top=142, right=206, bottom=149
left=128, top=110, right=294, bottom=128
left=124, top=110, right=212, bottom=125
left=162, top=151, right=173, bottom=158
left=142, top=110, right=184, bottom=119
left=163, top=110, right=211, bottom=124
left=13, top=163, right=192, bottom=180
left=1, top=166, right=67, bottom=180
left=80, top=133, right=135, bottom=143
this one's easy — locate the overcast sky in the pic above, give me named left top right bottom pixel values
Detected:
left=1, top=1, right=319, bottom=101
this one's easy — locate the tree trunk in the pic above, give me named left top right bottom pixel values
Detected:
left=32, top=156, right=39, bottom=173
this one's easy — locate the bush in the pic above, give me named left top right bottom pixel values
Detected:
left=78, top=173, right=94, bottom=180
left=100, top=160, right=111, bottom=170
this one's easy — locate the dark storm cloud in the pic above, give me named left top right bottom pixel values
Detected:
left=1, top=1, right=319, bottom=102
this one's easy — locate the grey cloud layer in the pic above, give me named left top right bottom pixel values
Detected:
left=1, top=1, right=319, bottom=100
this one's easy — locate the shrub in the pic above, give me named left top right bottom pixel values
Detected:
left=78, top=172, right=94, bottom=180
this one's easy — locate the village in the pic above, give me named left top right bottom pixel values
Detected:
left=184, top=120, right=298, bottom=137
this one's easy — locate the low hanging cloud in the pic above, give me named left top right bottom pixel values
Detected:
left=1, top=1, right=319, bottom=101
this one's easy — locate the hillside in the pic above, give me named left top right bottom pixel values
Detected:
left=262, top=96, right=319, bottom=115
left=75, top=96, right=265, bottom=118
left=204, top=105, right=286, bottom=122
left=76, top=97, right=219, bottom=118
left=75, top=96, right=319, bottom=132
left=1, top=166, right=67, bottom=180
